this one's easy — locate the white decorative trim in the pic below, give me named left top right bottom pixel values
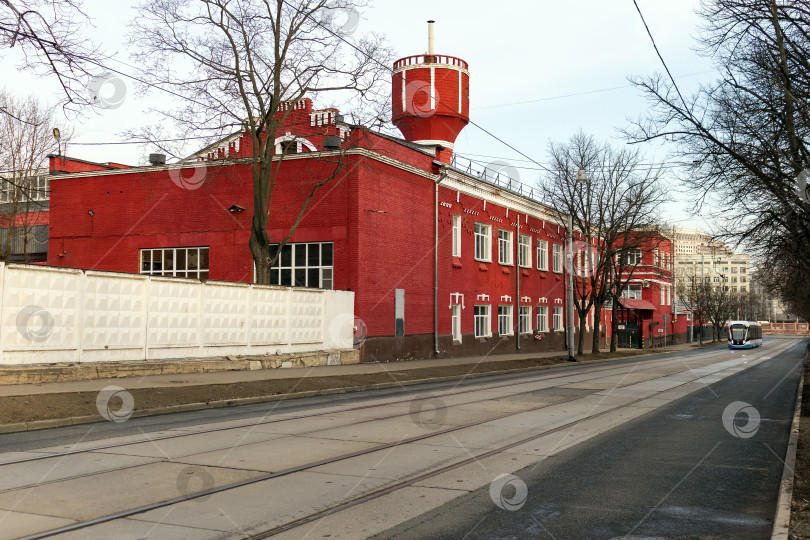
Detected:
left=449, top=292, right=465, bottom=309
left=393, top=63, right=470, bottom=77
left=538, top=296, right=548, bottom=303
left=413, top=140, right=455, bottom=149
left=521, top=296, right=532, bottom=303
left=458, top=70, right=462, bottom=113
left=477, top=293, right=489, bottom=302
left=401, top=70, right=407, bottom=112
left=500, top=295, right=511, bottom=303
left=274, top=132, right=317, bottom=154
left=430, top=66, right=436, bottom=110
left=554, top=298, right=563, bottom=304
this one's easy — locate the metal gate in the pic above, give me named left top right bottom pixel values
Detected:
left=618, top=320, right=640, bottom=348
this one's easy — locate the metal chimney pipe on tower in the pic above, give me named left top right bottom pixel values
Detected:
left=427, top=20, right=435, bottom=56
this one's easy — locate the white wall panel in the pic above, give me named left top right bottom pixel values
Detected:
left=147, top=278, right=201, bottom=347
left=202, top=281, right=249, bottom=345
left=289, top=289, right=324, bottom=344
left=83, top=272, right=147, bottom=349
left=249, top=286, right=288, bottom=345
left=0, top=263, right=353, bottom=364
left=2, top=265, right=81, bottom=351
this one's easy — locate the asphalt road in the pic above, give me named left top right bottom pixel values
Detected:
left=374, top=337, right=807, bottom=540
left=0, top=337, right=803, bottom=539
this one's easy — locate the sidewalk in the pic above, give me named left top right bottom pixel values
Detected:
left=0, top=340, right=709, bottom=398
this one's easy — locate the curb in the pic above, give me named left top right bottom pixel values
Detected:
left=0, top=345, right=707, bottom=435
left=772, top=357, right=806, bottom=539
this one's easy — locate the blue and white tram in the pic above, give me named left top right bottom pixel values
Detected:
left=728, top=320, right=763, bottom=349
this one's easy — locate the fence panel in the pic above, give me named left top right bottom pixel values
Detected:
left=0, top=263, right=354, bottom=365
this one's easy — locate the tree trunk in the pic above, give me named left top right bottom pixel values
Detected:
left=577, top=311, right=588, bottom=355
left=249, top=211, right=271, bottom=285
left=591, top=302, right=602, bottom=354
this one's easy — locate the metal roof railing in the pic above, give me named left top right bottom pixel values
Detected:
left=450, top=154, right=544, bottom=204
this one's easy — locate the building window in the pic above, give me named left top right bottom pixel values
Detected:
left=268, top=242, right=333, bottom=289
left=666, top=285, right=671, bottom=305
left=518, top=234, right=531, bottom=268
left=451, top=303, right=461, bottom=343
left=731, top=267, right=738, bottom=273
left=498, top=305, right=513, bottom=335
left=552, top=243, right=563, bottom=273
left=474, top=223, right=491, bottom=262
left=740, top=267, right=746, bottom=274
left=474, top=305, right=491, bottom=338
left=624, top=248, right=642, bottom=266
left=653, top=249, right=659, bottom=266
left=140, top=247, right=210, bottom=279
left=552, top=306, right=563, bottom=331
left=498, top=229, right=513, bottom=265
left=537, top=305, right=548, bottom=332
left=621, top=284, right=642, bottom=300
left=0, top=174, right=49, bottom=204
left=519, top=306, right=531, bottom=334
left=452, top=215, right=461, bottom=257
left=537, top=240, right=548, bottom=271
left=660, top=283, right=665, bottom=305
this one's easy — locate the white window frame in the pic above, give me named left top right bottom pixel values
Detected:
left=519, top=306, right=531, bottom=334
left=474, top=304, right=491, bottom=338
left=474, top=223, right=491, bottom=262
left=537, top=305, right=548, bottom=332
left=537, top=240, right=548, bottom=271
left=621, top=284, right=642, bottom=300
left=498, top=229, right=513, bottom=265
left=552, top=243, right=563, bottom=273
left=452, top=215, right=461, bottom=258
left=518, top=234, right=531, bottom=268
left=267, top=242, right=334, bottom=289
left=451, top=303, right=462, bottom=343
left=552, top=306, right=564, bottom=331
left=140, top=246, right=210, bottom=279
left=660, top=283, right=665, bottom=305
left=498, top=305, right=513, bottom=335
left=624, top=248, right=643, bottom=266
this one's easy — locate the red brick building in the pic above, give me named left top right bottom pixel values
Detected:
left=36, top=39, right=687, bottom=361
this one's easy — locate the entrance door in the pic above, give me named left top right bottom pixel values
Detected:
left=618, top=320, right=640, bottom=348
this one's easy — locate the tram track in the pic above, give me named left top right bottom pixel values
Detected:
left=0, top=346, right=727, bottom=469
left=15, top=342, right=790, bottom=540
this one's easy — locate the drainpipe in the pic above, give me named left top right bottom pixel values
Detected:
left=434, top=167, right=448, bottom=356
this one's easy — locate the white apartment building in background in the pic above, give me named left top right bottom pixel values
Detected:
left=672, top=227, right=750, bottom=294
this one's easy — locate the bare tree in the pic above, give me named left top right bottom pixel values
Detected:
left=625, top=0, right=810, bottom=320
left=1, top=0, right=102, bottom=111
left=128, top=0, right=392, bottom=284
left=704, top=282, right=739, bottom=341
left=0, top=89, right=66, bottom=261
left=543, top=132, right=667, bottom=354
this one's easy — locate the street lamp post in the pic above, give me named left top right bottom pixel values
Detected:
left=565, top=169, right=587, bottom=362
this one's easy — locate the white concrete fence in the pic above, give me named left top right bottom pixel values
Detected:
left=0, top=263, right=355, bottom=365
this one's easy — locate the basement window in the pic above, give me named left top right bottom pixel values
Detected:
left=140, top=247, right=209, bottom=279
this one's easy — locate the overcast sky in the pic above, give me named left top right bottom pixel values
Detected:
left=3, top=0, right=720, bottom=231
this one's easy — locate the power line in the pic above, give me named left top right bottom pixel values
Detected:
left=472, top=70, right=714, bottom=111
left=631, top=0, right=690, bottom=112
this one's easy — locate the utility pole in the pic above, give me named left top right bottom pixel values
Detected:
left=566, top=211, right=576, bottom=362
